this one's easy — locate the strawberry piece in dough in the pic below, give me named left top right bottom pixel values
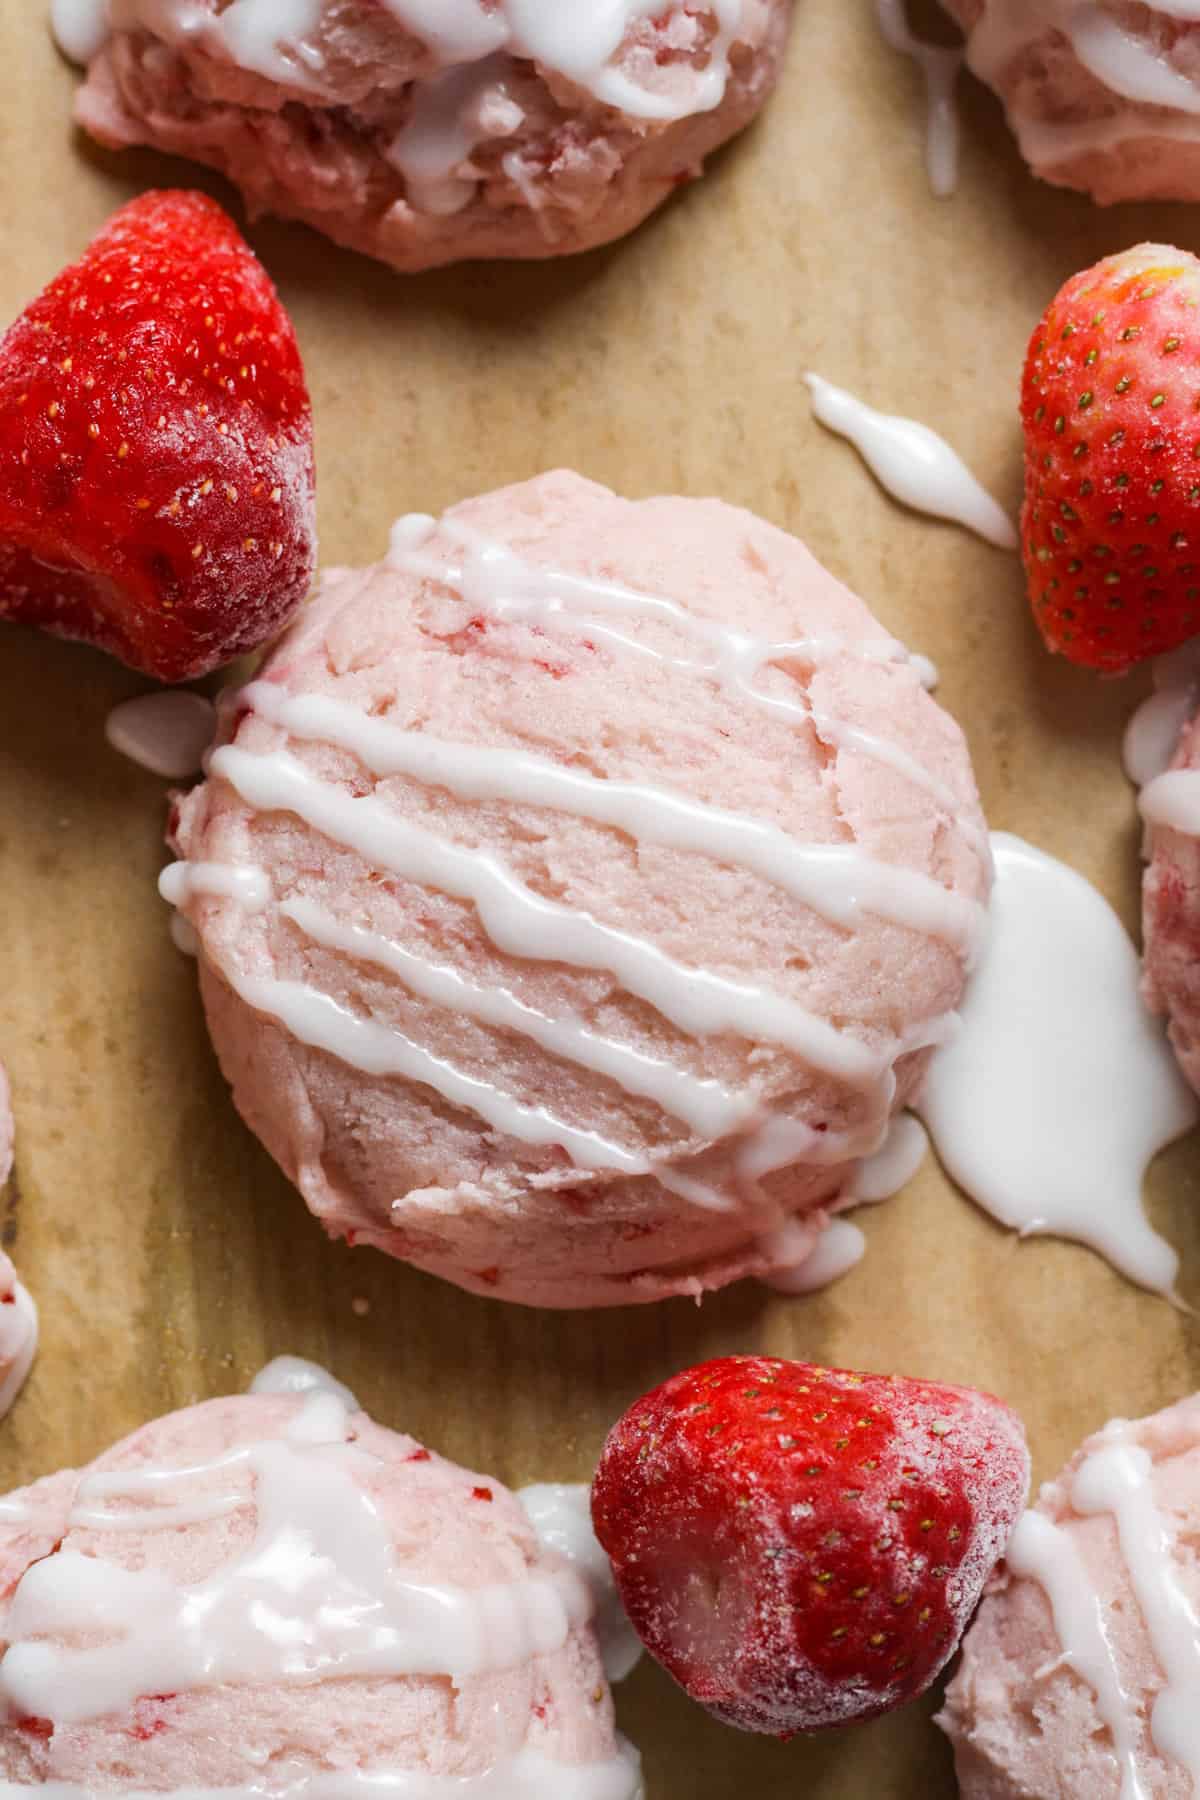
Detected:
left=0, top=190, right=316, bottom=682
left=591, top=1355, right=1030, bottom=1736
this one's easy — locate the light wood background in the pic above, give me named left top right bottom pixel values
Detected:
left=1, top=3, right=1198, bottom=1793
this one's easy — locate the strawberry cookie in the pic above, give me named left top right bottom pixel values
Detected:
left=0, top=1366, right=641, bottom=1796
left=592, top=1355, right=1029, bottom=1736
left=945, top=2, right=1200, bottom=204
left=941, top=1391, right=1200, bottom=1797
left=0, top=191, right=315, bottom=682
left=163, top=470, right=990, bottom=1308
left=56, top=1, right=794, bottom=272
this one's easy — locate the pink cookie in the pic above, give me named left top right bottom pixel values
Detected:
left=59, top=0, right=793, bottom=272
left=940, top=1392, right=1200, bottom=1799
left=0, top=1373, right=639, bottom=1797
left=1142, top=708, right=1200, bottom=1095
left=167, top=471, right=989, bottom=1308
left=945, top=1, right=1200, bottom=204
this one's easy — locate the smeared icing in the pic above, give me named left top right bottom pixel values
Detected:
left=105, top=691, right=216, bottom=780
left=167, top=507, right=983, bottom=1234
left=876, top=0, right=964, bottom=196
left=917, top=832, right=1198, bottom=1295
left=805, top=374, right=1018, bottom=550
left=959, top=1, right=1200, bottom=177
left=55, top=0, right=744, bottom=219
left=1007, top=1416, right=1200, bottom=1797
left=519, top=1484, right=641, bottom=1683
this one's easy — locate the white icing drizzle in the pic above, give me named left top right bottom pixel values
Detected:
left=240, top=680, right=984, bottom=949
left=805, top=374, right=1018, bottom=551
left=917, top=832, right=1199, bottom=1295
left=1125, top=640, right=1200, bottom=789
left=281, top=896, right=753, bottom=1140
left=1004, top=1506, right=1147, bottom=1800
left=250, top=1354, right=360, bottom=1411
left=519, top=1484, right=641, bottom=1683
left=961, top=1, right=1200, bottom=177
left=0, top=1390, right=594, bottom=1724
left=105, top=691, right=216, bottom=780
left=1071, top=1434, right=1200, bottom=1788
left=160, top=858, right=272, bottom=914
left=206, top=745, right=888, bottom=1084
left=875, top=0, right=964, bottom=197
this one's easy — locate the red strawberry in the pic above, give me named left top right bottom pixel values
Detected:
left=0, top=190, right=315, bottom=682
left=591, top=1355, right=1028, bottom=1737
left=1022, top=243, right=1200, bottom=674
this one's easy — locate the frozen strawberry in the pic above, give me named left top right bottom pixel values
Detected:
left=591, top=1355, right=1028, bottom=1737
left=0, top=190, right=315, bottom=682
left=1022, top=243, right=1200, bottom=674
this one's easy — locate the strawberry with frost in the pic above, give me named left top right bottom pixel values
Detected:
left=0, top=190, right=315, bottom=682
left=591, top=1354, right=1029, bottom=1736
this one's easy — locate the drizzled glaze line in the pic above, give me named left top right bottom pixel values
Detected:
left=875, top=0, right=964, bottom=196
left=805, top=374, right=1018, bottom=550
left=282, top=896, right=753, bottom=1139
left=388, top=515, right=971, bottom=829
left=241, top=679, right=985, bottom=948
left=1073, top=1439, right=1200, bottom=1784
left=1004, top=1507, right=1147, bottom=1800
left=207, top=744, right=887, bottom=1084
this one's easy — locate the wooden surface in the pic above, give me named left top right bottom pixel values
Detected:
left=2, top=3, right=1200, bottom=1794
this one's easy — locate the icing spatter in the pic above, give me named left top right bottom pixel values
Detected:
left=1003, top=1417, right=1200, bottom=1798
left=875, top=0, right=964, bottom=197
left=958, top=2, right=1200, bottom=177
left=54, top=0, right=743, bottom=217
left=1124, top=639, right=1200, bottom=790
left=165, top=507, right=984, bottom=1232
left=806, top=374, right=1018, bottom=550
left=518, top=1484, right=641, bottom=1683
left=105, top=691, right=217, bottom=780
left=917, top=832, right=1199, bottom=1295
